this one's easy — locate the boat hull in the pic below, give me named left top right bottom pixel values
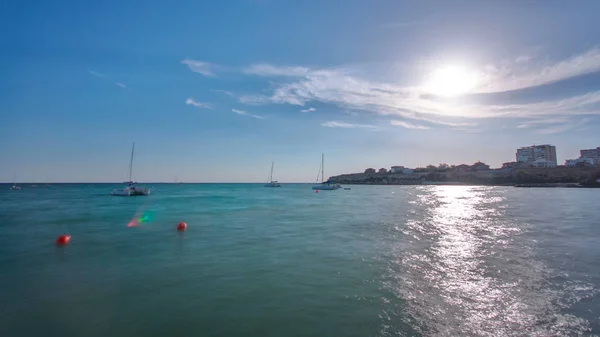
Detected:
left=111, top=187, right=150, bottom=196
left=312, top=184, right=338, bottom=190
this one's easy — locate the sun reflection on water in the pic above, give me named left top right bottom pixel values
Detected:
left=382, top=186, right=597, bottom=336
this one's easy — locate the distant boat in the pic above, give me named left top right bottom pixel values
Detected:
left=312, top=154, right=339, bottom=190
left=10, top=184, right=21, bottom=190
left=31, top=184, right=37, bottom=188
left=264, top=161, right=281, bottom=187
left=111, top=142, right=150, bottom=196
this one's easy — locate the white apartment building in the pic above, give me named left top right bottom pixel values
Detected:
left=516, top=145, right=557, bottom=166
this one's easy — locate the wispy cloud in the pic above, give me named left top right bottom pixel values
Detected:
left=89, top=70, right=127, bottom=89
left=89, top=70, right=106, bottom=78
left=232, top=108, right=264, bottom=119
left=211, top=89, right=235, bottom=97
left=321, top=121, right=377, bottom=129
left=244, top=64, right=310, bottom=77
left=475, top=48, right=600, bottom=93
left=232, top=48, right=600, bottom=129
left=301, top=107, right=316, bottom=112
left=390, top=120, right=430, bottom=130
left=181, top=59, right=216, bottom=77
left=537, top=118, right=590, bottom=134
left=186, top=98, right=211, bottom=109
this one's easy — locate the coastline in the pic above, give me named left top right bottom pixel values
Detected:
left=328, top=167, right=600, bottom=188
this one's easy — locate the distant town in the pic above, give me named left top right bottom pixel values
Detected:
left=330, top=145, right=600, bottom=187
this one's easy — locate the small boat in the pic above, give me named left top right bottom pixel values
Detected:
left=31, top=184, right=37, bottom=188
left=111, top=142, right=150, bottom=196
left=264, top=161, right=281, bottom=187
left=10, top=184, right=21, bottom=190
left=312, top=154, right=339, bottom=190
left=344, top=187, right=351, bottom=190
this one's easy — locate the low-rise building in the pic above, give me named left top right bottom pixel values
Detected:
left=565, top=158, right=595, bottom=167
left=390, top=166, right=413, bottom=175
left=378, top=168, right=388, bottom=174
left=364, top=168, right=376, bottom=174
left=455, top=164, right=471, bottom=173
left=472, top=161, right=490, bottom=171
left=501, top=161, right=531, bottom=171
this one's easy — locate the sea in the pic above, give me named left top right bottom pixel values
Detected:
left=0, top=183, right=599, bottom=337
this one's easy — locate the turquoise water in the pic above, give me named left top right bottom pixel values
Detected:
left=1, top=184, right=599, bottom=336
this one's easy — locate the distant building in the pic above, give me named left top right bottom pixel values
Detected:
left=565, top=158, right=595, bottom=167
left=472, top=161, right=490, bottom=171
left=390, top=166, right=413, bottom=175
left=502, top=161, right=530, bottom=171
left=378, top=168, right=388, bottom=174
left=364, top=168, right=376, bottom=174
left=532, top=159, right=557, bottom=168
left=516, top=145, right=557, bottom=166
left=455, top=164, right=471, bottom=173
left=565, top=146, right=599, bottom=167
left=580, top=147, right=600, bottom=160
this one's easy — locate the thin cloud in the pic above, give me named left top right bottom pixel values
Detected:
left=475, top=48, right=600, bottom=93
left=181, top=59, right=216, bottom=77
left=301, top=107, right=316, bottom=112
left=89, top=70, right=127, bottom=89
left=390, top=120, right=430, bottom=130
left=321, top=121, right=377, bottom=129
left=233, top=58, right=600, bottom=126
left=244, top=64, right=309, bottom=77
left=211, top=89, right=235, bottom=97
left=537, top=118, right=590, bottom=134
left=186, top=98, right=211, bottom=109
left=89, top=70, right=106, bottom=78
left=232, top=108, right=264, bottom=119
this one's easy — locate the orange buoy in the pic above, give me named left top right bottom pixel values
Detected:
left=55, top=235, right=71, bottom=245
left=177, top=222, right=187, bottom=231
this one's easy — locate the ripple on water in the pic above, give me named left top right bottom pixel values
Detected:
left=379, top=186, right=598, bottom=336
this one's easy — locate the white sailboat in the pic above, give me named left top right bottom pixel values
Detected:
left=264, top=161, right=281, bottom=187
left=312, top=153, right=339, bottom=190
left=10, top=175, right=21, bottom=190
left=111, top=142, right=150, bottom=196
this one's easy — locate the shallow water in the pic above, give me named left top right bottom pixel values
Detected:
left=0, top=184, right=598, bottom=336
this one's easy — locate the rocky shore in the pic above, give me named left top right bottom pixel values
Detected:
left=328, top=167, right=600, bottom=187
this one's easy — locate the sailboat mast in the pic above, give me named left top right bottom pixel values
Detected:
left=128, top=142, right=135, bottom=182
left=269, top=161, right=274, bottom=182
left=321, top=153, right=324, bottom=183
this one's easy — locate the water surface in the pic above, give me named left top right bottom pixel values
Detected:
left=0, top=184, right=598, bottom=336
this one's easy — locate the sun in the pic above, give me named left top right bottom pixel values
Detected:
left=423, top=66, right=478, bottom=97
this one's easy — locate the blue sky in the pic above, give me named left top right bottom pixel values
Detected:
left=1, top=0, right=600, bottom=182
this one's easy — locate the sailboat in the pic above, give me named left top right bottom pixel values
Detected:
left=312, top=153, right=339, bottom=190
left=111, top=142, right=150, bottom=196
left=10, top=175, right=21, bottom=190
left=264, top=161, right=281, bottom=187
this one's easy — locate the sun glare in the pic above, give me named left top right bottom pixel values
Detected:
left=423, top=66, right=478, bottom=97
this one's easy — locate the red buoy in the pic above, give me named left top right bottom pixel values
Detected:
left=177, top=222, right=187, bottom=231
left=315, top=190, right=319, bottom=193
left=55, top=235, right=71, bottom=245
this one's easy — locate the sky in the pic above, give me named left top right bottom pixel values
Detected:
left=1, top=0, right=600, bottom=182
